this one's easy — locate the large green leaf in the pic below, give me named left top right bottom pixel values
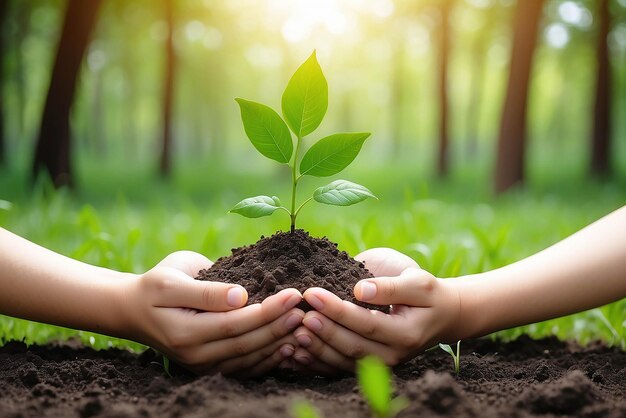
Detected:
left=299, top=132, right=371, bottom=177
left=229, top=196, right=283, bottom=218
left=281, top=51, right=328, bottom=138
left=357, top=356, right=391, bottom=417
left=235, top=98, right=293, bottom=163
left=313, top=180, right=377, bottom=206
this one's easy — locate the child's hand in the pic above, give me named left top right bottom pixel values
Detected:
left=123, top=251, right=303, bottom=376
left=292, top=248, right=461, bottom=372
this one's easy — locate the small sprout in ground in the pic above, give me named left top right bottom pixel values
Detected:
left=162, top=354, right=172, bottom=377
left=439, top=340, right=461, bottom=375
left=231, top=50, right=377, bottom=233
left=290, top=399, right=322, bottom=418
left=357, top=356, right=408, bottom=418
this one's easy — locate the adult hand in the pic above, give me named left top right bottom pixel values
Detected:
left=292, top=248, right=461, bottom=372
left=123, top=251, right=304, bottom=377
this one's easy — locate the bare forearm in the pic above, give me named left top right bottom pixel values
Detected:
left=0, top=228, right=133, bottom=336
left=457, top=205, right=626, bottom=339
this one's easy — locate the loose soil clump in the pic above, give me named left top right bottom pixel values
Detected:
left=195, top=229, right=382, bottom=311
left=1, top=336, right=624, bottom=418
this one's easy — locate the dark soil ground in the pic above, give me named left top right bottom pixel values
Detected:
left=1, top=336, right=624, bottom=418
left=196, top=229, right=383, bottom=311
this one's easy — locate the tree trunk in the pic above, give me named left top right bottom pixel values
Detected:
left=590, top=0, right=612, bottom=177
left=31, top=0, right=101, bottom=187
left=0, top=0, right=8, bottom=166
left=437, top=0, right=451, bottom=177
left=159, top=0, right=176, bottom=177
left=494, top=0, right=544, bottom=194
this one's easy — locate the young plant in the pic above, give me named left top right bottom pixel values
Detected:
left=231, top=51, right=377, bottom=232
left=439, top=340, right=461, bottom=375
left=357, top=356, right=408, bottom=418
left=290, top=399, right=322, bottom=418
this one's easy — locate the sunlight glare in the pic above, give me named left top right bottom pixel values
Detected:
left=280, top=0, right=356, bottom=43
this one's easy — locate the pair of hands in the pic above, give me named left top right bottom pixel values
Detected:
left=129, top=249, right=461, bottom=376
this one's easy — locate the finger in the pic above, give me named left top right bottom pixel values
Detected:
left=294, top=327, right=354, bottom=372
left=303, top=287, right=408, bottom=345
left=175, top=288, right=302, bottom=343
left=353, top=267, right=437, bottom=306
left=301, top=311, right=401, bottom=366
left=193, top=308, right=304, bottom=364
left=234, top=346, right=291, bottom=379
left=156, top=251, right=214, bottom=277
left=152, top=267, right=248, bottom=311
left=355, top=248, right=418, bottom=277
left=291, top=348, right=343, bottom=376
left=205, top=336, right=296, bottom=376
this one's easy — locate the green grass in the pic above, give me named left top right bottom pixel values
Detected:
left=1, top=153, right=625, bottom=351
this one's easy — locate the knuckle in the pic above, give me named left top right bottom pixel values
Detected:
left=421, top=274, right=437, bottom=293
left=218, top=320, right=240, bottom=339
left=232, top=340, right=249, bottom=356
left=347, top=344, right=366, bottom=359
left=383, top=280, right=398, bottom=298
left=270, top=320, right=287, bottom=340
left=360, top=319, right=378, bottom=338
left=201, top=285, right=217, bottom=308
left=175, top=348, right=199, bottom=366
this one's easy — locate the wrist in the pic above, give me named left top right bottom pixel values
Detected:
left=450, top=273, right=492, bottom=340
left=99, top=269, right=141, bottom=340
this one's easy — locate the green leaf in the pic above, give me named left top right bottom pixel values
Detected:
left=229, top=196, right=283, bottom=218
left=235, top=98, right=293, bottom=163
left=300, top=132, right=371, bottom=177
left=313, top=180, right=377, bottom=206
left=357, top=356, right=391, bottom=417
left=281, top=50, right=328, bottom=138
left=439, top=343, right=455, bottom=357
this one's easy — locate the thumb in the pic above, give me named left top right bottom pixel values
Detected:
left=353, top=267, right=435, bottom=306
left=152, top=267, right=248, bottom=311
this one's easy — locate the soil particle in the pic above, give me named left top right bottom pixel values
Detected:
left=196, top=229, right=382, bottom=311
left=1, top=336, right=625, bottom=418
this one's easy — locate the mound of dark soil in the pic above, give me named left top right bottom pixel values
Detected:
left=1, top=336, right=624, bottom=418
left=196, top=229, right=382, bottom=311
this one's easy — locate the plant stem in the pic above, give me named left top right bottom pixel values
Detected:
left=290, top=136, right=302, bottom=233
left=294, top=197, right=313, bottom=219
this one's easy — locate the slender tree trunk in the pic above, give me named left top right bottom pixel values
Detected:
left=466, top=32, right=488, bottom=158
left=159, top=0, right=176, bottom=177
left=437, top=0, right=451, bottom=177
left=32, top=0, right=101, bottom=187
left=390, top=39, right=405, bottom=158
left=590, top=0, right=612, bottom=177
left=0, top=0, right=8, bottom=166
left=494, top=0, right=544, bottom=194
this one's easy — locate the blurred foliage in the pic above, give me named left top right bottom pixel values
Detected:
left=1, top=0, right=625, bottom=174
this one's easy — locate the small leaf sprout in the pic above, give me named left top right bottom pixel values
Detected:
left=439, top=340, right=462, bottom=375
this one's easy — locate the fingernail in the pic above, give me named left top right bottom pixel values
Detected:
left=294, top=355, right=311, bottom=365
left=359, top=281, right=377, bottom=301
left=296, top=334, right=312, bottom=347
left=227, top=287, right=245, bottom=307
left=306, top=294, right=325, bottom=311
left=280, top=345, right=294, bottom=357
left=303, top=317, right=323, bottom=332
left=285, top=314, right=302, bottom=330
left=285, top=294, right=303, bottom=310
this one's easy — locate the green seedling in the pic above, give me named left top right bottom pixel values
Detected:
left=357, top=356, right=408, bottom=418
left=290, top=399, right=322, bottom=418
left=439, top=340, right=461, bottom=375
left=231, top=51, right=377, bottom=232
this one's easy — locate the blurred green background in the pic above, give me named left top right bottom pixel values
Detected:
left=0, top=0, right=625, bottom=350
